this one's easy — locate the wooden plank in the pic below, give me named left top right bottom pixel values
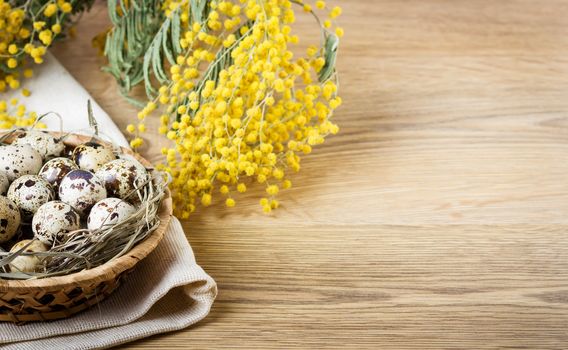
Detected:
left=49, top=0, right=568, bottom=348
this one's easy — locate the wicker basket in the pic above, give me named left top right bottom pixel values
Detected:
left=0, top=132, right=172, bottom=323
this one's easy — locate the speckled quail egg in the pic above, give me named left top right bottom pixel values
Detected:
left=58, top=169, right=107, bottom=216
left=72, top=142, right=116, bottom=172
left=33, top=201, right=81, bottom=244
left=12, top=130, right=65, bottom=160
left=38, top=157, right=78, bottom=191
left=0, top=171, right=9, bottom=195
left=8, top=240, right=49, bottom=273
left=95, top=159, right=148, bottom=202
left=0, top=144, right=43, bottom=181
left=0, top=196, right=21, bottom=243
left=118, top=153, right=148, bottom=173
left=87, top=197, right=136, bottom=230
left=7, top=175, right=55, bottom=221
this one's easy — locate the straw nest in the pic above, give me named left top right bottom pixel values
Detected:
left=0, top=132, right=172, bottom=323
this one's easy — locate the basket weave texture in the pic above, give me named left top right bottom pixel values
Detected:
left=0, top=133, right=172, bottom=323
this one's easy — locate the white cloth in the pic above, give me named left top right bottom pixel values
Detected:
left=4, top=53, right=128, bottom=147
left=0, top=53, right=217, bottom=349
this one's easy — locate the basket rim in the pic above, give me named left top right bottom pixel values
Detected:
left=0, top=131, right=172, bottom=292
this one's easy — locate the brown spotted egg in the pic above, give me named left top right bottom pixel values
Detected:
left=33, top=201, right=81, bottom=244
left=72, top=142, right=116, bottom=172
left=39, top=157, right=78, bottom=191
left=7, top=175, right=55, bottom=221
left=0, top=195, right=21, bottom=243
left=0, top=171, right=9, bottom=195
left=0, top=144, right=43, bottom=181
left=12, top=130, right=65, bottom=160
left=58, top=170, right=107, bottom=216
left=87, top=198, right=136, bottom=230
left=118, top=153, right=148, bottom=173
left=95, top=158, right=148, bottom=202
left=9, top=240, right=49, bottom=273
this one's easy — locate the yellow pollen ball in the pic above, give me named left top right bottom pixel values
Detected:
left=52, top=24, right=62, bottom=34
left=60, top=2, right=72, bottom=13
left=7, top=59, right=18, bottom=69
left=44, top=4, right=57, bottom=17
left=330, top=6, right=342, bottom=18
left=201, top=193, right=212, bottom=206
left=266, top=185, right=279, bottom=196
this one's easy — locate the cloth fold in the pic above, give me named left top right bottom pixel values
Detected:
left=0, top=53, right=217, bottom=349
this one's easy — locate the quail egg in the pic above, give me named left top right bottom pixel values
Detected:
left=7, top=175, right=55, bottom=221
left=39, top=157, right=79, bottom=191
left=8, top=240, right=49, bottom=273
left=118, top=153, right=148, bottom=173
left=72, top=142, right=116, bottom=172
left=0, top=144, right=43, bottom=181
left=33, top=201, right=81, bottom=244
left=95, top=158, right=148, bottom=202
left=12, top=130, right=65, bottom=160
left=58, top=169, right=107, bottom=216
left=0, top=196, right=21, bottom=243
left=0, top=171, right=9, bottom=194
left=87, top=197, right=136, bottom=230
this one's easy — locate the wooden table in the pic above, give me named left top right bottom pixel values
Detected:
left=51, top=0, right=568, bottom=348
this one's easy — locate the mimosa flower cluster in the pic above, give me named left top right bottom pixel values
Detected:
left=0, top=97, right=44, bottom=128
left=0, top=0, right=93, bottom=128
left=126, top=0, right=343, bottom=217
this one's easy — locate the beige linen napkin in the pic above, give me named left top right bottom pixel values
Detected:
left=0, top=53, right=217, bottom=349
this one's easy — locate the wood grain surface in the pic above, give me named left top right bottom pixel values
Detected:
left=50, top=0, right=568, bottom=348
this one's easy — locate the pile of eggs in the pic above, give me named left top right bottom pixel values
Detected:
left=0, top=130, right=148, bottom=274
